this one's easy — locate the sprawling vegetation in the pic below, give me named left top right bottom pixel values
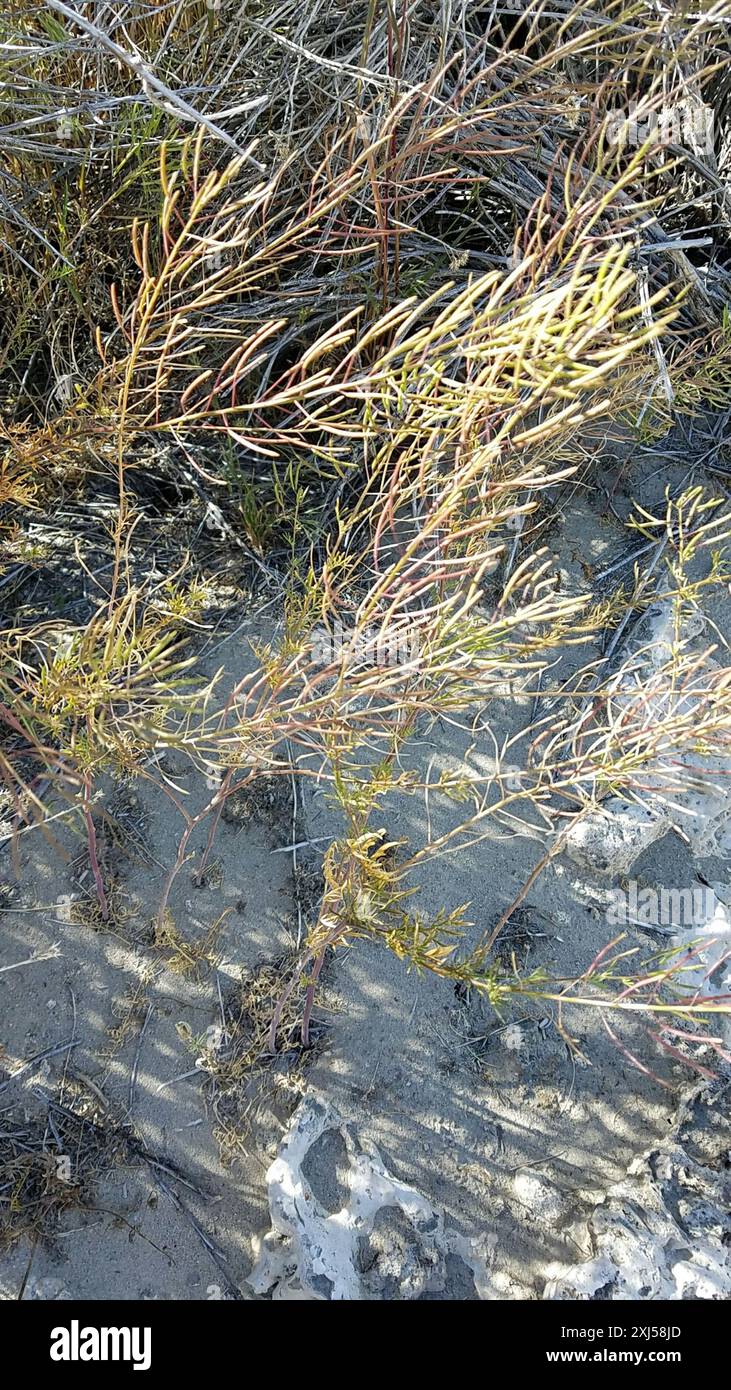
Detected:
left=2, top=1, right=731, bottom=1068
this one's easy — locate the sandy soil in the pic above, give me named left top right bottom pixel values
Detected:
left=1, top=446, right=730, bottom=1300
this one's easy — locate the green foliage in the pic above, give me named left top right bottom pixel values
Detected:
left=2, top=0, right=731, bottom=1064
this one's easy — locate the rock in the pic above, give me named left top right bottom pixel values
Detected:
left=246, top=1092, right=495, bottom=1300
left=27, top=1277, right=72, bottom=1300
left=513, top=1172, right=567, bottom=1224
left=545, top=1086, right=731, bottom=1300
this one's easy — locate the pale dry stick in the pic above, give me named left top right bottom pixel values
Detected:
left=45, top=0, right=266, bottom=172
left=0, top=945, right=61, bottom=974
left=57, top=985, right=77, bottom=1115
left=270, top=837, right=332, bottom=853
left=148, top=1168, right=245, bottom=1301
left=637, top=262, right=675, bottom=407
left=128, top=1003, right=153, bottom=1118
left=216, top=971, right=227, bottom=1040
left=0, top=1040, right=81, bottom=1097
left=157, top=1068, right=203, bottom=1093
left=246, top=15, right=418, bottom=94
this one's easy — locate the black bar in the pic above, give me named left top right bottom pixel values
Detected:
left=3, top=1296, right=722, bottom=1377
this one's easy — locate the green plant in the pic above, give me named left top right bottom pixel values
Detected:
left=2, top=0, right=731, bottom=1079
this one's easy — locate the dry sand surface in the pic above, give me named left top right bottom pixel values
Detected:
left=2, top=447, right=730, bottom=1301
